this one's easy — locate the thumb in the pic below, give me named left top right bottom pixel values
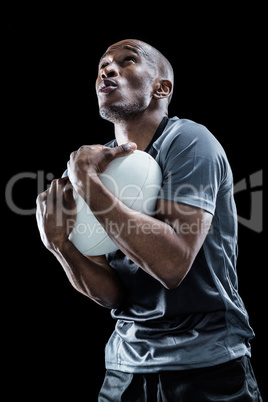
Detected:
left=96, top=142, right=138, bottom=174
left=114, top=142, right=137, bottom=157
left=121, top=142, right=137, bottom=152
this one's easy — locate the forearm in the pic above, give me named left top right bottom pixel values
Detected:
left=77, top=176, right=191, bottom=289
left=67, top=145, right=211, bottom=289
left=50, top=240, right=125, bottom=309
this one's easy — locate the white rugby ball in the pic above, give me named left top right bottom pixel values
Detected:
left=69, top=150, right=162, bottom=256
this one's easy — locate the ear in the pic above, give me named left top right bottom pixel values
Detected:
left=153, top=80, right=173, bottom=100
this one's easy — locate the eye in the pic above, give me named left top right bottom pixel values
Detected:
left=123, top=56, right=136, bottom=63
left=100, top=61, right=109, bottom=69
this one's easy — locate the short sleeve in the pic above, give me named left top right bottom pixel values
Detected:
left=158, top=121, right=227, bottom=215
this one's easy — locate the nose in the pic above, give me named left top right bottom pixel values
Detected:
left=101, top=63, right=119, bottom=79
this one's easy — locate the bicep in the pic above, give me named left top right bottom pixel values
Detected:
left=157, top=199, right=213, bottom=258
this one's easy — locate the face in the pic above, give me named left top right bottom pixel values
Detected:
left=95, top=40, right=157, bottom=122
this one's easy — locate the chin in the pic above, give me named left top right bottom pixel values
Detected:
left=99, top=100, right=145, bottom=123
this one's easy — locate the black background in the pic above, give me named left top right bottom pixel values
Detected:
left=4, top=8, right=266, bottom=401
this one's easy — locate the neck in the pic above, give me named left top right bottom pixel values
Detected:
left=114, top=111, right=167, bottom=151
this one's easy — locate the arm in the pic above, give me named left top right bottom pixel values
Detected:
left=68, top=144, right=213, bottom=289
left=52, top=242, right=125, bottom=309
left=36, top=177, right=125, bottom=309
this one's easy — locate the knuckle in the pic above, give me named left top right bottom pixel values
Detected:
left=64, top=180, right=73, bottom=191
left=36, top=191, right=46, bottom=204
left=78, top=145, right=93, bottom=152
left=103, top=148, right=113, bottom=161
left=58, top=177, right=66, bottom=184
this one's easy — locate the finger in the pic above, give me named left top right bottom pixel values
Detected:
left=78, top=144, right=104, bottom=151
left=69, top=150, right=77, bottom=162
left=36, top=197, right=44, bottom=216
left=45, top=178, right=67, bottom=215
left=59, top=176, right=70, bottom=185
left=47, top=179, right=59, bottom=205
left=106, top=142, right=137, bottom=161
left=36, top=190, right=47, bottom=204
left=36, top=190, right=48, bottom=217
left=48, top=177, right=68, bottom=196
left=36, top=188, right=50, bottom=216
left=89, top=145, right=106, bottom=151
left=63, top=180, right=76, bottom=213
left=118, top=142, right=137, bottom=153
left=71, top=145, right=104, bottom=161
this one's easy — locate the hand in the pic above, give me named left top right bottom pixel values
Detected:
left=67, top=143, right=137, bottom=193
left=36, top=177, right=76, bottom=252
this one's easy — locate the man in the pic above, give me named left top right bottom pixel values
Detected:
left=36, top=39, right=262, bottom=401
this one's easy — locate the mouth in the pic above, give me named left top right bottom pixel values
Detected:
left=98, top=79, right=118, bottom=94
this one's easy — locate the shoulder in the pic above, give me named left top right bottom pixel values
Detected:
left=156, top=117, right=228, bottom=169
left=156, top=117, right=232, bottom=189
left=162, top=117, right=224, bottom=156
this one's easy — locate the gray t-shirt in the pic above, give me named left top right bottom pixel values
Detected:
left=103, top=116, right=254, bottom=373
